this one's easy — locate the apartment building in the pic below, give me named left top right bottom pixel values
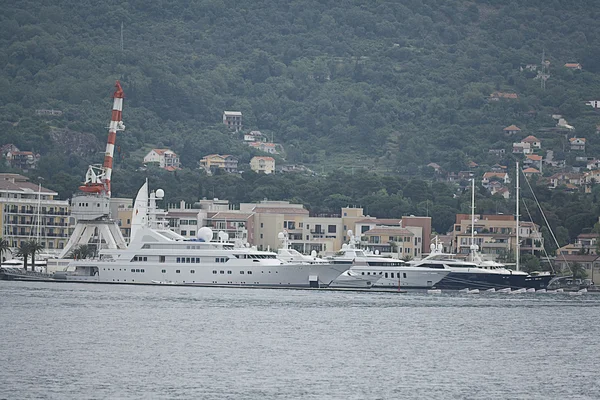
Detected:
left=0, top=174, right=70, bottom=252
left=452, top=213, right=543, bottom=260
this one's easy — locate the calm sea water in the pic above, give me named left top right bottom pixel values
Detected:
left=1, top=282, right=599, bottom=400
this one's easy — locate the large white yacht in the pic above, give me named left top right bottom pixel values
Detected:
left=54, top=182, right=350, bottom=288
left=276, top=230, right=379, bottom=288
left=325, top=231, right=450, bottom=289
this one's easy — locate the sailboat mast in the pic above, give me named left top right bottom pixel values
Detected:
left=516, top=161, right=520, bottom=271
left=471, top=178, right=476, bottom=261
left=36, top=183, right=42, bottom=242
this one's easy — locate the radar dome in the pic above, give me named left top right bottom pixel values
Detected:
left=347, top=230, right=353, bottom=236
left=155, top=188, right=165, bottom=198
left=197, top=226, right=213, bottom=242
left=278, top=232, right=285, bottom=240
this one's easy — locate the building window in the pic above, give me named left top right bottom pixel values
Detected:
left=159, top=256, right=165, bottom=263
left=403, top=273, right=407, bottom=279
left=260, top=223, right=264, bottom=228
left=190, top=231, right=196, bottom=237
left=181, top=230, right=187, bottom=236
left=328, top=225, right=336, bottom=233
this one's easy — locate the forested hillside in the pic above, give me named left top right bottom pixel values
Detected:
left=2, top=0, right=600, bottom=246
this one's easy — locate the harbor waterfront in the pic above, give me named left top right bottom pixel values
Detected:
left=1, top=282, right=599, bottom=399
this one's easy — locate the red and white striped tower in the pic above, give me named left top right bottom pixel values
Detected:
left=102, top=81, right=125, bottom=197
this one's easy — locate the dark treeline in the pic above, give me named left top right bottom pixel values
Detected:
left=2, top=0, right=600, bottom=252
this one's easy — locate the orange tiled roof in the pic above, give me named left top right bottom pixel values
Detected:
left=503, top=124, right=521, bottom=131
left=522, top=135, right=540, bottom=143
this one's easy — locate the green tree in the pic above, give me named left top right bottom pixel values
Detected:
left=15, top=242, right=31, bottom=272
left=27, top=240, right=45, bottom=272
left=571, top=263, right=587, bottom=280
left=0, top=238, right=11, bottom=268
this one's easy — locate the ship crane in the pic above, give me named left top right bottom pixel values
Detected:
left=58, top=81, right=128, bottom=259
left=79, top=81, right=125, bottom=197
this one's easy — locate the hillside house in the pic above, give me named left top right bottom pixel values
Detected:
left=488, top=149, right=505, bottom=156
left=250, top=156, right=275, bottom=174
left=491, top=164, right=507, bottom=173
left=557, top=233, right=600, bottom=256
left=513, top=142, right=531, bottom=154
left=223, top=111, right=242, bottom=131
left=586, top=100, right=600, bottom=109
left=564, top=63, right=582, bottom=70
left=587, top=160, right=600, bottom=170
left=143, top=149, right=180, bottom=170
left=584, top=170, right=600, bottom=193
left=503, top=124, right=521, bottom=135
left=244, top=131, right=264, bottom=142
left=482, top=172, right=510, bottom=188
left=524, top=154, right=543, bottom=172
left=549, top=172, right=582, bottom=189
left=522, top=167, right=541, bottom=179
left=427, top=163, right=442, bottom=173
left=248, top=141, right=279, bottom=154
left=489, top=92, right=518, bottom=101
left=522, top=135, right=541, bottom=149
left=570, top=137, right=586, bottom=151
left=5, top=150, right=40, bottom=171
left=199, top=154, right=238, bottom=174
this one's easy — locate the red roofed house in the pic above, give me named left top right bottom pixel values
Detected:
left=570, top=137, right=586, bottom=151
left=522, top=167, right=541, bottom=178
left=143, top=148, right=181, bottom=170
left=564, top=63, right=582, bottom=70
left=522, top=135, right=541, bottom=149
left=5, top=150, right=40, bottom=171
left=503, top=124, right=521, bottom=135
left=524, top=154, right=543, bottom=172
left=584, top=170, right=600, bottom=193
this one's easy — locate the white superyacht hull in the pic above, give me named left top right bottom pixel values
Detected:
left=58, top=259, right=349, bottom=288
left=343, top=265, right=450, bottom=289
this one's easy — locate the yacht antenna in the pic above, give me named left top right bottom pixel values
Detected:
left=516, top=161, right=520, bottom=271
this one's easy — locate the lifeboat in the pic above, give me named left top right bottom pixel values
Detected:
left=78, top=183, right=105, bottom=194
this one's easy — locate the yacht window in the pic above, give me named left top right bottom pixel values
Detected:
left=176, top=270, right=180, bottom=273
left=177, top=257, right=181, bottom=263
left=227, top=271, right=232, bottom=274
left=403, top=273, right=407, bottom=279
left=367, top=272, right=370, bottom=275
left=143, top=257, right=147, bottom=261
left=133, top=256, right=138, bottom=261
left=212, top=270, right=217, bottom=274
left=135, top=269, right=140, bottom=272
left=186, top=257, right=191, bottom=263
left=162, top=269, right=166, bottom=273
left=191, top=270, right=195, bottom=274
left=361, top=272, right=365, bottom=275
left=248, top=271, right=252, bottom=274
left=391, top=273, right=395, bottom=278
left=195, top=257, right=200, bottom=263
left=141, top=269, right=145, bottom=273
left=240, top=271, right=245, bottom=274
left=160, top=256, right=165, bottom=263
left=220, top=271, right=225, bottom=274
left=385, top=273, right=388, bottom=278
left=131, top=269, right=135, bottom=272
